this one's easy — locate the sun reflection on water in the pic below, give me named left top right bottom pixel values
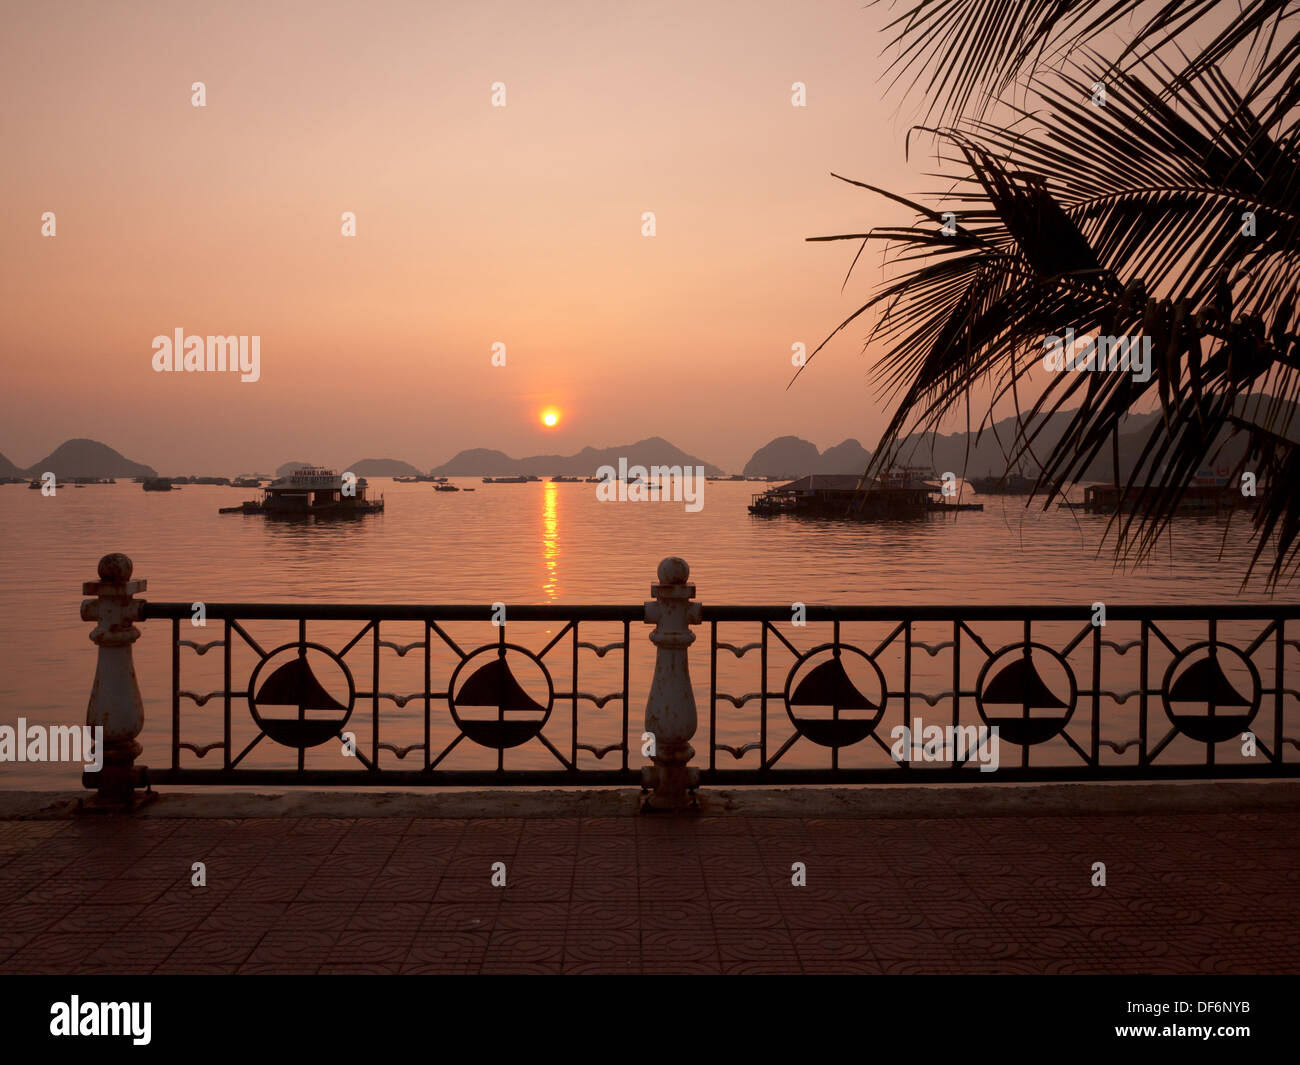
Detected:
left=541, top=479, right=560, bottom=599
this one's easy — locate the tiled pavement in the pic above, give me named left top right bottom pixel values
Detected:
left=0, top=808, right=1297, bottom=974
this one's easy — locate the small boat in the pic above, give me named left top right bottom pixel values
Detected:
left=433, top=483, right=460, bottom=492
left=482, top=475, right=529, bottom=484
left=142, top=478, right=174, bottom=491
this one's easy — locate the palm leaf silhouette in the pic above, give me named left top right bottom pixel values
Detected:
left=807, top=12, right=1300, bottom=581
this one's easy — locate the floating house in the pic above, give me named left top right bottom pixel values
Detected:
left=970, top=471, right=1038, bottom=494
left=220, top=467, right=383, bottom=517
left=749, top=470, right=982, bottom=519
left=1067, top=468, right=1254, bottom=514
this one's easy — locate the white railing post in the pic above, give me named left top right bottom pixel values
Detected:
left=642, top=556, right=701, bottom=810
left=81, top=552, right=147, bottom=804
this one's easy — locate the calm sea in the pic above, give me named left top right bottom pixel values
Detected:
left=2, top=479, right=1295, bottom=788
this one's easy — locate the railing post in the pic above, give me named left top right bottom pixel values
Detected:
left=80, top=553, right=147, bottom=804
left=642, top=556, right=702, bottom=810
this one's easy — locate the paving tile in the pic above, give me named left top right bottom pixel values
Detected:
left=165, top=930, right=264, bottom=966
left=0, top=805, right=1294, bottom=973
left=245, top=929, right=341, bottom=966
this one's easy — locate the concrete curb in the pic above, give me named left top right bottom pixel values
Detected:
left=4, top=780, right=1300, bottom=820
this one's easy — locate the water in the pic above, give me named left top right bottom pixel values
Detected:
left=1, top=479, right=1295, bottom=787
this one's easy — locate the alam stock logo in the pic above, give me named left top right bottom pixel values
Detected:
left=151, top=329, right=260, bottom=382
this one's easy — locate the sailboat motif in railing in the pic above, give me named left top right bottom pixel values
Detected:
left=786, top=648, right=885, bottom=748
left=978, top=647, right=1073, bottom=745
left=1163, top=646, right=1257, bottom=744
left=251, top=649, right=353, bottom=748
left=452, top=651, right=552, bottom=749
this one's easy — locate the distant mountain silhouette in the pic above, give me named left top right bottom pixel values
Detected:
left=743, top=436, right=873, bottom=478
left=743, top=437, right=820, bottom=479
left=23, top=439, right=156, bottom=479
left=347, top=458, right=423, bottom=477
left=0, top=450, right=21, bottom=478
left=742, top=398, right=1294, bottom=485
left=431, top=436, right=724, bottom=477
left=816, top=439, right=873, bottom=474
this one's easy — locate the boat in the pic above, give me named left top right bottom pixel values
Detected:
left=749, top=469, right=983, bottom=520
left=971, top=470, right=1038, bottom=494
left=1062, top=468, right=1253, bottom=514
left=232, top=478, right=261, bottom=489
left=219, top=467, right=384, bottom=517
left=482, top=475, right=529, bottom=484
left=142, top=478, right=174, bottom=491
left=433, top=483, right=460, bottom=492
left=549, top=475, right=581, bottom=483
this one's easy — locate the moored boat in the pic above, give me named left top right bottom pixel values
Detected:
left=220, top=467, right=384, bottom=517
left=749, top=469, right=983, bottom=519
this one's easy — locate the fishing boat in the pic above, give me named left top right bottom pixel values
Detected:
left=433, top=483, right=460, bottom=492
left=482, top=475, right=529, bottom=484
left=142, top=478, right=174, bottom=492
left=219, top=467, right=384, bottom=517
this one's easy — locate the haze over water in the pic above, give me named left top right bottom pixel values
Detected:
left=2, top=479, right=1293, bottom=788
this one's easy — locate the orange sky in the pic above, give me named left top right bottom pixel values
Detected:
left=1, top=1, right=957, bottom=474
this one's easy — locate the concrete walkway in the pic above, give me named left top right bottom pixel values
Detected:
left=1, top=786, right=1297, bottom=974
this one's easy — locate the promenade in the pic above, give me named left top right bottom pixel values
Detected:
left=1, top=784, right=1297, bottom=974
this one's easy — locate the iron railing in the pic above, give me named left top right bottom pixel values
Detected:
left=129, top=598, right=1300, bottom=787
left=702, top=604, right=1300, bottom=782
left=139, top=603, right=639, bottom=786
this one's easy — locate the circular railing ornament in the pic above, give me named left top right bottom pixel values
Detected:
left=782, top=643, right=887, bottom=749
left=449, top=643, right=554, bottom=749
left=975, top=642, right=1077, bottom=746
left=1161, top=642, right=1260, bottom=744
left=248, top=642, right=356, bottom=749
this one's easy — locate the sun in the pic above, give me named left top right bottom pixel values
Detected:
left=541, top=409, right=560, bottom=428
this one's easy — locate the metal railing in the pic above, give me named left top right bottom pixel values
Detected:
left=701, top=605, right=1300, bottom=783
left=144, top=603, right=638, bottom=787
left=80, top=553, right=1300, bottom=806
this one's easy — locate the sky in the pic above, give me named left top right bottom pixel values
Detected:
left=0, top=0, right=957, bottom=474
